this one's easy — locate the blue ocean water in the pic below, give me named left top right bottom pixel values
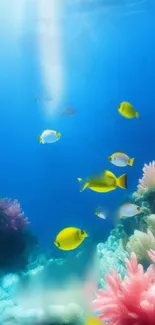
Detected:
left=0, top=0, right=154, bottom=258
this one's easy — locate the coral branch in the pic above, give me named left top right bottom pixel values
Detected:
left=0, top=198, right=29, bottom=231
left=93, top=253, right=155, bottom=325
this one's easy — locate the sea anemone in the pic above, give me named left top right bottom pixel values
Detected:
left=93, top=252, right=155, bottom=325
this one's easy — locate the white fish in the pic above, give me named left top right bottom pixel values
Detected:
left=95, top=207, right=106, bottom=220
left=119, top=202, right=140, bottom=219
left=108, top=152, right=135, bottom=167
left=38, top=129, right=61, bottom=144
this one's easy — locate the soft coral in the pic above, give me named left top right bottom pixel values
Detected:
left=0, top=198, right=29, bottom=230
left=93, top=253, right=155, bottom=325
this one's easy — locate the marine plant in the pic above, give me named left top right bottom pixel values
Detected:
left=93, top=252, right=155, bottom=325
left=0, top=197, right=37, bottom=273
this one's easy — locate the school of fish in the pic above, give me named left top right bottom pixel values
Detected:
left=36, top=101, right=140, bottom=324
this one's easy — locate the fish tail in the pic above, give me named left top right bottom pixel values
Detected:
left=56, top=131, right=61, bottom=139
left=135, top=111, right=139, bottom=118
left=128, top=158, right=135, bottom=166
left=38, top=136, right=43, bottom=143
left=117, top=174, right=127, bottom=189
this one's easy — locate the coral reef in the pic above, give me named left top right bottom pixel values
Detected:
left=120, top=162, right=155, bottom=238
left=93, top=252, right=155, bottom=325
left=97, top=224, right=129, bottom=288
left=132, top=161, right=155, bottom=218
left=145, top=214, right=155, bottom=236
left=126, top=229, right=155, bottom=263
left=0, top=198, right=37, bottom=273
left=138, top=161, right=155, bottom=193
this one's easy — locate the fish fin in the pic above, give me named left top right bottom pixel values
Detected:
left=77, top=178, right=88, bottom=192
left=117, top=174, right=127, bottom=189
left=54, top=240, right=60, bottom=248
left=56, top=131, right=61, bottom=138
left=128, top=158, right=135, bottom=166
left=77, top=178, right=83, bottom=182
left=80, top=182, right=88, bottom=192
left=80, top=229, right=88, bottom=238
left=38, top=136, right=43, bottom=143
left=135, top=112, right=139, bottom=118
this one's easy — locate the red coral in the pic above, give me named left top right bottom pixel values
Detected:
left=93, top=253, right=155, bottom=325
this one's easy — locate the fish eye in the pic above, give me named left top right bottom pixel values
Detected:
left=81, top=229, right=85, bottom=235
left=137, top=206, right=140, bottom=211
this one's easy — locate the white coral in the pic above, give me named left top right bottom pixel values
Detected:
left=126, top=229, right=155, bottom=262
left=145, top=214, right=155, bottom=236
left=138, top=161, right=155, bottom=192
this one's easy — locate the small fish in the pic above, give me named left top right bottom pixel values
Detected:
left=38, top=129, right=61, bottom=144
left=119, top=202, right=141, bottom=219
left=61, top=106, right=76, bottom=117
left=108, top=152, right=135, bottom=167
left=95, top=207, right=106, bottom=219
left=118, top=101, right=139, bottom=118
left=54, top=227, right=88, bottom=251
left=77, top=170, right=127, bottom=193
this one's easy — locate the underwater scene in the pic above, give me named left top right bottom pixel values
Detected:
left=0, top=0, right=155, bottom=324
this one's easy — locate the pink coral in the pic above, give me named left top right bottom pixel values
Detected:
left=93, top=252, right=155, bottom=325
left=0, top=198, right=30, bottom=231
left=138, top=161, right=155, bottom=192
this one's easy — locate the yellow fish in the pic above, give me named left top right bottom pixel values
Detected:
left=118, top=101, right=139, bottom=118
left=54, top=227, right=88, bottom=251
left=78, top=170, right=127, bottom=193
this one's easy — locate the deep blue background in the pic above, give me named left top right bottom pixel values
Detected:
left=0, top=0, right=154, bottom=255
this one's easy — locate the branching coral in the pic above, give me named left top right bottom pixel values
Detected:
left=0, top=198, right=29, bottom=231
left=93, top=252, right=155, bottom=325
left=138, top=161, right=155, bottom=193
left=133, top=162, right=155, bottom=216
left=145, top=214, right=155, bottom=236
left=126, top=229, right=155, bottom=262
left=0, top=197, right=36, bottom=273
left=97, top=225, right=129, bottom=288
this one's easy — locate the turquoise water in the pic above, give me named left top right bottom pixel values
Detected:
left=0, top=0, right=155, bottom=323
